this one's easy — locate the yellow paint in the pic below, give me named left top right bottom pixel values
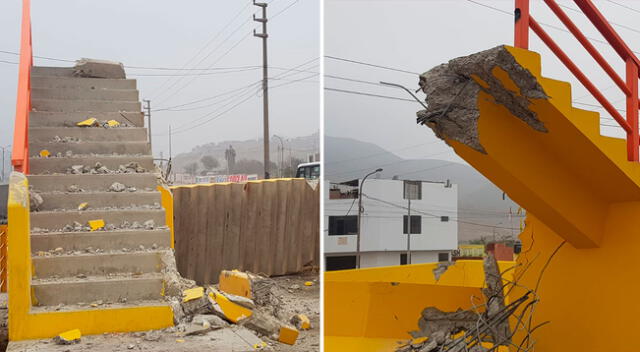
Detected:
left=253, top=341, right=267, bottom=349
left=403, top=45, right=640, bottom=351
left=57, top=329, right=81, bottom=343
left=77, top=202, right=88, bottom=211
left=208, top=288, right=252, bottom=323
left=304, top=281, right=313, bottom=286
left=38, top=150, right=49, bottom=158
left=88, top=219, right=105, bottom=231
left=106, top=120, right=120, bottom=127
left=182, top=286, right=204, bottom=303
left=324, top=261, right=515, bottom=349
left=294, top=314, right=311, bottom=330
left=278, top=325, right=299, bottom=345
left=157, top=185, right=175, bottom=249
left=176, top=339, right=185, bottom=343
left=7, top=172, right=173, bottom=341
left=219, top=270, right=253, bottom=299
left=491, top=66, right=521, bottom=95
left=76, top=117, right=97, bottom=127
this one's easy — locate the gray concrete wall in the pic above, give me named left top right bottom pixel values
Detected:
left=0, top=184, right=7, bottom=224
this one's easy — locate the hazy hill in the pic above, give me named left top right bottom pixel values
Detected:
left=173, top=132, right=320, bottom=174
left=325, top=136, right=522, bottom=242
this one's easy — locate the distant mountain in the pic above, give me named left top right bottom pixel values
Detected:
left=325, top=136, right=522, bottom=242
left=172, top=132, right=320, bottom=175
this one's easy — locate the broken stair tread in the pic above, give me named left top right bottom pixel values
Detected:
left=27, top=173, right=159, bottom=193
left=30, top=300, right=171, bottom=312
left=30, top=227, right=169, bottom=236
left=32, top=272, right=164, bottom=285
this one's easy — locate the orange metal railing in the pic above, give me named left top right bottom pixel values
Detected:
left=0, top=225, right=7, bottom=292
left=11, top=0, right=32, bottom=173
left=515, top=0, right=640, bottom=161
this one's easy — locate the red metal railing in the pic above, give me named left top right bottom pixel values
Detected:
left=11, top=0, right=32, bottom=173
left=515, top=0, right=640, bottom=161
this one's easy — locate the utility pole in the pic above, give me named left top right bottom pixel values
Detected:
left=143, top=99, right=152, bottom=153
left=253, top=0, right=270, bottom=179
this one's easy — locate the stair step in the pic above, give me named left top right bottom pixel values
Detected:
left=35, top=191, right=161, bottom=211
left=30, top=141, right=151, bottom=157
left=32, top=66, right=76, bottom=77
left=32, top=251, right=163, bottom=278
left=32, top=98, right=141, bottom=113
left=31, top=75, right=136, bottom=90
left=30, top=127, right=148, bottom=142
left=29, top=111, right=144, bottom=128
left=32, top=87, right=139, bottom=102
left=28, top=173, right=159, bottom=193
left=30, top=208, right=166, bottom=231
left=32, top=274, right=164, bottom=306
left=29, top=155, right=154, bottom=174
left=31, top=229, right=171, bottom=253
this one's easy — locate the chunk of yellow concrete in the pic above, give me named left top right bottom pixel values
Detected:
left=76, top=117, right=97, bottom=127
left=278, top=325, right=299, bottom=345
left=106, top=120, right=120, bottom=127
left=219, top=270, right=253, bottom=299
left=208, top=287, right=252, bottom=323
left=56, top=329, right=81, bottom=344
left=182, top=286, right=204, bottom=303
left=88, top=219, right=105, bottom=231
left=304, top=281, right=313, bottom=286
left=291, top=314, right=311, bottom=330
left=39, top=149, right=50, bottom=158
left=77, top=202, right=89, bottom=211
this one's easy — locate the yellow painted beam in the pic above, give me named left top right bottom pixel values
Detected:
left=157, top=184, right=174, bottom=249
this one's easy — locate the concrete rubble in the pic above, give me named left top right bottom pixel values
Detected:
left=161, top=270, right=313, bottom=348
left=416, top=45, right=548, bottom=153
left=396, top=254, right=511, bottom=352
left=73, top=58, right=126, bottom=79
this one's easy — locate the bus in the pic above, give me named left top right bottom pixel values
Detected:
left=295, top=161, right=320, bottom=180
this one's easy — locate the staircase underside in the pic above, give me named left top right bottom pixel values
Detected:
left=418, top=45, right=640, bottom=248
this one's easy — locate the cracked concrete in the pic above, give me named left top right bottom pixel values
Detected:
left=417, top=45, right=548, bottom=153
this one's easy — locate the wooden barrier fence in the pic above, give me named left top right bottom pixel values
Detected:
left=171, top=179, right=319, bottom=285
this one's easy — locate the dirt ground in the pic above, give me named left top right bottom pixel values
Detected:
left=2, top=272, right=319, bottom=352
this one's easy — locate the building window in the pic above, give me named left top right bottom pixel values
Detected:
left=326, top=256, right=357, bottom=271
left=403, top=180, right=422, bottom=200
left=403, top=215, right=422, bottom=234
left=400, top=253, right=407, bottom=265
left=328, top=215, right=358, bottom=236
left=441, top=216, right=449, bottom=222
left=438, top=252, right=450, bottom=262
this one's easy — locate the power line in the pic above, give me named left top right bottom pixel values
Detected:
left=606, top=0, right=640, bottom=14
left=157, top=72, right=318, bottom=136
left=325, top=87, right=417, bottom=103
left=325, top=55, right=420, bottom=75
left=464, top=0, right=640, bottom=54
left=362, top=194, right=519, bottom=230
left=271, top=0, right=300, bottom=20
left=558, top=3, right=640, bottom=35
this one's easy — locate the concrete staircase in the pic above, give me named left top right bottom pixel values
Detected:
left=27, top=66, right=174, bottom=313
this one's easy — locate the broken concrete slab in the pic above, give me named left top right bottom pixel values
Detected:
left=417, top=45, right=548, bottom=153
left=73, top=58, right=126, bottom=79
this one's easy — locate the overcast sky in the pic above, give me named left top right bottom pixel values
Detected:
left=325, top=0, right=638, bottom=167
left=0, top=0, right=319, bottom=166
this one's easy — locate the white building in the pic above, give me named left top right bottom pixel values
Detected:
left=324, top=178, right=458, bottom=270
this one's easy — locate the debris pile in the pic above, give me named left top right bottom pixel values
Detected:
left=65, top=162, right=146, bottom=175
left=396, top=254, right=525, bottom=352
left=169, top=270, right=312, bottom=347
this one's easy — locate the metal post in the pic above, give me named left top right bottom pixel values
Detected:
left=407, top=198, right=412, bottom=265
left=356, top=168, right=383, bottom=269
left=143, top=99, right=152, bottom=153
left=515, top=0, right=530, bottom=49
left=627, top=58, right=639, bottom=161
left=254, top=1, right=270, bottom=179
